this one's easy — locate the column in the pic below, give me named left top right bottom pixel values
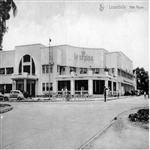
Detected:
left=53, top=80, right=57, bottom=93
left=30, top=57, right=32, bottom=75
left=30, top=82, right=32, bottom=96
left=111, top=81, right=114, bottom=96
left=88, top=68, right=93, bottom=76
left=12, top=80, right=16, bottom=90
left=105, top=79, right=108, bottom=88
left=71, top=79, right=75, bottom=95
left=88, top=79, right=93, bottom=96
left=116, top=82, right=119, bottom=91
left=35, top=80, right=38, bottom=96
left=24, top=79, right=27, bottom=92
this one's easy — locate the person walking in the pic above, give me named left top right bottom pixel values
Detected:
left=65, top=88, right=70, bottom=101
left=144, top=91, right=146, bottom=99
left=117, top=90, right=119, bottom=99
left=104, top=86, right=108, bottom=102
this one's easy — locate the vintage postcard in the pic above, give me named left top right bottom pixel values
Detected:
left=0, top=0, right=149, bottom=149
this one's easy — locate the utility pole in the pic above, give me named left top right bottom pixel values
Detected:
left=49, top=38, right=51, bottom=100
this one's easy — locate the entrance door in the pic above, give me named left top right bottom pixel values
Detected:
left=16, top=80, right=24, bottom=92
left=27, top=80, right=35, bottom=97
left=32, top=82, right=35, bottom=96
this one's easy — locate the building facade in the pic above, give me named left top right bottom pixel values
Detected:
left=0, top=44, right=136, bottom=96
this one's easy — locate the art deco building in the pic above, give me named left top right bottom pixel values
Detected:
left=0, top=44, right=136, bottom=97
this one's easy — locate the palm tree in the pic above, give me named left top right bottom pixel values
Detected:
left=0, top=0, right=17, bottom=50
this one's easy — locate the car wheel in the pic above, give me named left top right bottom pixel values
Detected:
left=4, top=97, right=9, bottom=101
left=17, top=97, right=22, bottom=101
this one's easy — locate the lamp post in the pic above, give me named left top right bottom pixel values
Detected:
left=49, top=38, right=51, bottom=100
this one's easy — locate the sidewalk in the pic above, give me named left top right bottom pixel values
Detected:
left=82, top=107, right=149, bottom=149
left=22, top=95, right=132, bottom=102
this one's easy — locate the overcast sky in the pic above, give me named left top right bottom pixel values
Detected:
left=3, top=0, right=149, bottom=70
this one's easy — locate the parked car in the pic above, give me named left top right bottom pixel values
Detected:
left=135, top=90, right=141, bottom=96
left=0, top=93, right=4, bottom=101
left=4, top=90, right=24, bottom=101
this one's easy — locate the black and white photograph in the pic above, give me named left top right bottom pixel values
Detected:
left=0, top=0, right=149, bottom=149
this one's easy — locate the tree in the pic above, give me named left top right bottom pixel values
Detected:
left=0, top=0, right=17, bottom=50
left=133, top=67, right=149, bottom=94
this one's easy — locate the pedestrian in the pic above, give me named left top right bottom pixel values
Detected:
left=117, top=91, right=119, bottom=98
left=144, top=91, right=146, bottom=99
left=104, top=86, right=108, bottom=102
left=65, top=88, right=70, bottom=101
left=61, top=88, right=64, bottom=100
left=81, top=87, right=84, bottom=98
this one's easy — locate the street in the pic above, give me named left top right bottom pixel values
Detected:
left=0, top=96, right=148, bottom=149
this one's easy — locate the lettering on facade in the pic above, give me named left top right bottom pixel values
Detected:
left=74, top=51, right=93, bottom=62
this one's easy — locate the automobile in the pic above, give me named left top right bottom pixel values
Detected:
left=4, top=90, right=24, bottom=101
left=0, top=93, right=4, bottom=101
left=135, top=90, right=141, bottom=96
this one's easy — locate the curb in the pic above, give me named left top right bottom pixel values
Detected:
left=79, top=118, right=116, bottom=149
left=0, top=105, right=13, bottom=114
left=79, top=106, right=148, bottom=149
left=1, top=96, right=132, bottom=103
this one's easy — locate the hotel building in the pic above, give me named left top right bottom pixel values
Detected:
left=0, top=44, right=136, bottom=97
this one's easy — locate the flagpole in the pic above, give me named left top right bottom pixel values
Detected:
left=49, top=38, right=51, bottom=101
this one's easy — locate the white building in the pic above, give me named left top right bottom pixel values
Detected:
left=0, top=44, right=136, bottom=96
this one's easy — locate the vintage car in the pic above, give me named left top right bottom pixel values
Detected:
left=0, top=93, right=4, bottom=101
left=4, top=90, right=24, bottom=101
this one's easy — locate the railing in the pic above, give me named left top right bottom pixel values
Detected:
left=108, top=91, right=118, bottom=97
left=40, top=90, right=119, bottom=101
left=42, top=90, right=90, bottom=100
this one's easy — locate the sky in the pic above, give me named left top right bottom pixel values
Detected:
left=2, top=0, right=149, bottom=70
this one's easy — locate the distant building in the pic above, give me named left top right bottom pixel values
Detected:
left=0, top=44, right=136, bottom=96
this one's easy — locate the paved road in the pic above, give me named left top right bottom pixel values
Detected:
left=0, top=96, right=148, bottom=149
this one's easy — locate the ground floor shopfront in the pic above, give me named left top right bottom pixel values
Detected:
left=56, top=77, right=121, bottom=96
left=0, top=77, right=134, bottom=97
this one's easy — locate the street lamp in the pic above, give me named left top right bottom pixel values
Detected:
left=49, top=38, right=51, bottom=100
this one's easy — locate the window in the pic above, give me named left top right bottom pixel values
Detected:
left=46, top=65, right=49, bottom=73
left=50, top=83, right=53, bottom=91
left=80, top=68, right=87, bottom=74
left=42, top=83, right=45, bottom=91
left=19, top=55, right=36, bottom=75
left=42, top=82, right=53, bottom=91
left=23, top=55, right=30, bottom=62
left=60, top=66, right=65, bottom=72
left=32, top=59, right=35, bottom=74
left=42, top=65, right=46, bottom=73
left=42, top=65, right=53, bottom=74
left=6, top=67, right=13, bottom=74
left=0, top=68, right=5, bottom=75
left=70, top=67, right=76, bottom=73
left=93, top=68, right=99, bottom=74
left=23, top=65, right=30, bottom=74
left=19, top=59, right=22, bottom=74
left=59, top=66, right=65, bottom=75
left=46, top=83, right=49, bottom=91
